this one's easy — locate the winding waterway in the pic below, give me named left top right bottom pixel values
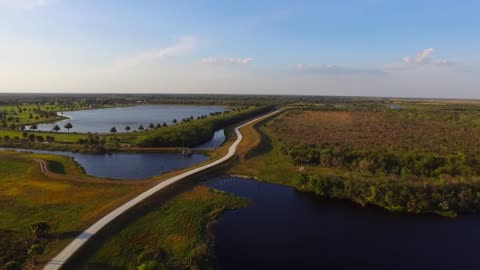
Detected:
left=207, top=177, right=480, bottom=270
left=1, top=148, right=208, bottom=180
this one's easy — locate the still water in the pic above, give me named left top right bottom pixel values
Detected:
left=2, top=148, right=208, bottom=180
left=193, top=129, right=225, bottom=149
left=207, top=177, right=480, bottom=270
left=36, top=105, right=226, bottom=133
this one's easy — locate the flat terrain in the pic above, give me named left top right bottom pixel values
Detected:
left=270, top=109, right=480, bottom=155
left=0, top=151, right=149, bottom=268
left=70, top=186, right=246, bottom=270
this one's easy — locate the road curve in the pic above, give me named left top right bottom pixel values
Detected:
left=43, top=109, right=281, bottom=270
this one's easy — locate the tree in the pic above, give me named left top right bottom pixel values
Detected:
left=30, top=221, right=51, bottom=238
left=28, top=244, right=44, bottom=264
left=138, top=125, right=144, bottom=131
left=64, top=123, right=73, bottom=133
left=155, top=123, right=161, bottom=129
left=125, top=126, right=131, bottom=132
left=162, top=122, right=168, bottom=128
left=53, top=125, right=60, bottom=132
left=22, top=131, right=28, bottom=139
left=110, top=127, right=117, bottom=133
left=28, top=134, right=35, bottom=142
left=148, top=123, right=154, bottom=129
left=30, top=124, right=38, bottom=131
left=172, top=119, right=177, bottom=124
left=3, top=261, right=21, bottom=270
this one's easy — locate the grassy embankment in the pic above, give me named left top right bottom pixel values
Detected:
left=0, top=151, right=152, bottom=269
left=229, top=102, right=480, bottom=216
left=67, top=186, right=247, bottom=270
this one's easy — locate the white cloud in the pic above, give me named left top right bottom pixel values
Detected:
left=295, top=64, right=384, bottom=75
left=402, top=48, right=454, bottom=66
left=201, top=57, right=253, bottom=65
left=110, top=36, right=197, bottom=72
left=403, top=48, right=434, bottom=64
left=432, top=59, right=456, bottom=66
left=1, top=0, right=57, bottom=9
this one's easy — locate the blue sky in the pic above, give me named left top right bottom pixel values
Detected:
left=0, top=0, right=479, bottom=98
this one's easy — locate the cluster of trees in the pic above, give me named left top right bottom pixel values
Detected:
left=297, top=174, right=480, bottom=214
left=137, top=106, right=274, bottom=147
left=77, top=133, right=106, bottom=153
left=282, top=144, right=480, bottom=178
left=0, top=132, right=55, bottom=143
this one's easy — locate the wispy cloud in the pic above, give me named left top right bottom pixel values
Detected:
left=110, top=36, right=197, bottom=72
left=1, top=0, right=57, bottom=9
left=201, top=57, right=253, bottom=65
left=403, top=48, right=455, bottom=66
left=295, top=64, right=385, bottom=75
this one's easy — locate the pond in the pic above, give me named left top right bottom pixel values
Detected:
left=193, top=129, right=225, bottom=149
left=207, top=177, right=480, bottom=270
left=35, top=105, right=226, bottom=133
left=1, top=148, right=208, bottom=180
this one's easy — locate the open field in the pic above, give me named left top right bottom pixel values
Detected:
left=0, top=102, right=112, bottom=127
left=0, top=151, right=150, bottom=268
left=270, top=109, right=480, bottom=155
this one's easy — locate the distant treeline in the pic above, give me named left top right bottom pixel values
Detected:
left=136, top=105, right=274, bottom=147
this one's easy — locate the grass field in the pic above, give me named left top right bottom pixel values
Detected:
left=226, top=111, right=301, bottom=187
left=69, top=186, right=246, bottom=270
left=0, top=102, right=101, bottom=127
left=0, top=151, right=149, bottom=269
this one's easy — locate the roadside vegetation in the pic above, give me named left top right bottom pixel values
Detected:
left=69, top=186, right=246, bottom=270
left=229, top=102, right=480, bottom=216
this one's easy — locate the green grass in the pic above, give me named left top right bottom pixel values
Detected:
left=227, top=112, right=300, bottom=187
left=0, top=130, right=87, bottom=143
left=0, top=151, right=147, bottom=268
left=0, top=102, right=100, bottom=127
left=70, top=186, right=247, bottom=270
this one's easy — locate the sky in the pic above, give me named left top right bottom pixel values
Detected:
left=0, top=0, right=479, bottom=98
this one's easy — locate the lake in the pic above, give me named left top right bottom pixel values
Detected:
left=207, top=177, right=480, bottom=270
left=35, top=105, right=226, bottom=133
left=1, top=148, right=208, bottom=180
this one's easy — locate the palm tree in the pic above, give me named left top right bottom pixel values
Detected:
left=53, top=125, right=60, bottom=132
left=110, top=127, right=117, bottom=133
left=64, top=123, right=73, bottom=133
left=125, top=126, right=131, bottom=132
left=138, top=125, right=144, bottom=131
